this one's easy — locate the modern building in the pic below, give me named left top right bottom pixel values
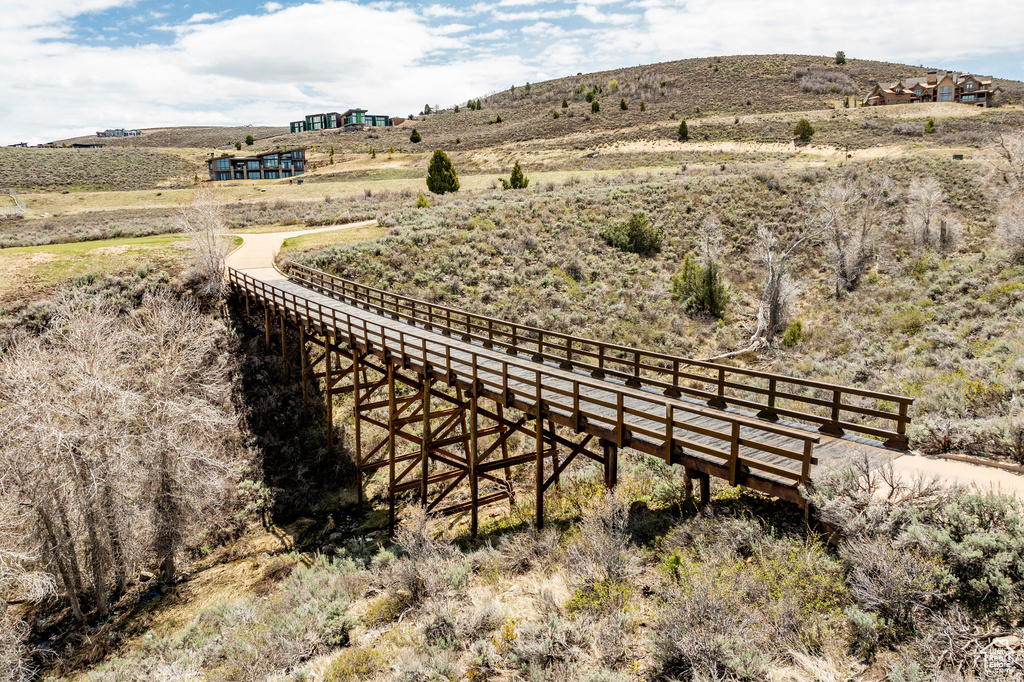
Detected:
left=97, top=128, right=142, bottom=137
left=207, top=148, right=306, bottom=181
left=289, top=109, right=392, bottom=133
left=864, top=72, right=1000, bottom=107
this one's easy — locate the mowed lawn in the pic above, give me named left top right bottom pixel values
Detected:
left=0, top=234, right=192, bottom=304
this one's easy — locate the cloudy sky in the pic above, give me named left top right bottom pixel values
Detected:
left=3, top=0, right=1023, bottom=144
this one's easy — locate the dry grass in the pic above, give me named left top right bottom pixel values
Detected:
left=0, top=147, right=200, bottom=191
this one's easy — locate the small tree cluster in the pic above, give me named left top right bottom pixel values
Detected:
left=600, top=212, right=662, bottom=255
left=426, top=149, right=459, bottom=194
left=672, top=253, right=729, bottom=318
left=466, top=99, right=482, bottom=110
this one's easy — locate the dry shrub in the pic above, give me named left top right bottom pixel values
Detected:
left=893, top=123, right=925, bottom=137
left=497, top=527, right=561, bottom=574
left=792, top=65, right=857, bottom=95
left=997, top=192, right=1024, bottom=262
left=564, top=488, right=640, bottom=586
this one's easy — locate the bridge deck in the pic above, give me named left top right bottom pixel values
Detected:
left=230, top=265, right=891, bottom=505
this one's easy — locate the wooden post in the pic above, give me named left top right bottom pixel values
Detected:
left=548, top=419, right=560, bottom=493
left=498, top=403, right=512, bottom=496
left=683, top=469, right=694, bottom=504
left=280, top=315, right=288, bottom=383
left=387, top=363, right=397, bottom=534
left=264, top=307, right=271, bottom=347
left=420, top=376, right=432, bottom=505
left=299, top=326, right=308, bottom=419
left=469, top=388, right=479, bottom=537
left=535, top=370, right=544, bottom=530
left=699, top=473, right=710, bottom=508
left=603, top=440, right=618, bottom=488
left=353, top=349, right=364, bottom=509
left=324, top=332, right=334, bottom=463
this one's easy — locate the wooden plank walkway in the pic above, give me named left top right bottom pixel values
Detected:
left=229, top=265, right=895, bottom=505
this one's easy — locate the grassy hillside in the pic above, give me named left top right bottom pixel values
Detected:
left=0, top=147, right=201, bottom=191
left=55, top=125, right=287, bottom=149
left=290, top=155, right=1023, bottom=463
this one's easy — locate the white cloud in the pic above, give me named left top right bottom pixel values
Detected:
left=1, top=0, right=1023, bottom=144
left=185, top=12, right=223, bottom=23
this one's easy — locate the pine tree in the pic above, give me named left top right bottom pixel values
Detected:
left=671, top=253, right=728, bottom=318
left=426, top=149, right=459, bottom=194
left=640, top=102, right=646, bottom=112
left=835, top=50, right=847, bottom=65
left=592, top=100, right=600, bottom=113
left=235, top=141, right=242, bottom=150
left=620, top=98, right=628, bottom=110
left=678, top=119, right=688, bottom=142
left=562, top=99, right=569, bottom=108
left=503, top=160, right=529, bottom=189
left=245, top=134, right=254, bottom=146
left=410, top=128, right=422, bottom=143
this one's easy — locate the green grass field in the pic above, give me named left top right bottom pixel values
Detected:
left=0, top=234, right=190, bottom=303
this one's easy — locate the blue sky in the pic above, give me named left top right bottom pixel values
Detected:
left=3, top=0, right=1023, bottom=144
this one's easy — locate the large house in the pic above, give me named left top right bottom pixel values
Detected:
left=97, top=128, right=142, bottom=137
left=864, top=71, right=999, bottom=107
left=289, top=109, right=392, bottom=133
left=207, top=148, right=306, bottom=181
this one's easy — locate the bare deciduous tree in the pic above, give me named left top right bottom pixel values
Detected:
left=992, top=129, right=1024, bottom=192
left=749, top=224, right=808, bottom=350
left=0, top=292, right=244, bottom=622
left=907, top=177, right=949, bottom=250
left=696, top=214, right=724, bottom=266
left=176, top=185, right=229, bottom=298
left=996, top=191, right=1024, bottom=262
left=816, top=174, right=895, bottom=296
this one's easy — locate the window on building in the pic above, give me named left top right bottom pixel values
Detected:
left=234, top=172, right=243, bottom=179
left=294, top=151, right=304, bottom=159
left=964, top=81, right=974, bottom=91
left=962, top=94, right=976, bottom=102
left=281, top=160, right=291, bottom=169
left=216, top=172, right=229, bottom=181
left=914, top=89, right=922, bottom=96
left=294, top=161, right=304, bottom=170
left=939, top=85, right=953, bottom=101
left=282, top=171, right=292, bottom=178
left=215, top=159, right=230, bottom=170
left=247, top=161, right=260, bottom=169
left=264, top=160, right=278, bottom=168
left=265, top=171, right=279, bottom=179
left=248, top=171, right=261, bottom=179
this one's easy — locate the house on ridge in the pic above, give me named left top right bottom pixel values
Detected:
left=864, top=71, right=1000, bottom=107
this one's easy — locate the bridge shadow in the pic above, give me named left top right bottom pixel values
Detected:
left=227, top=297, right=356, bottom=523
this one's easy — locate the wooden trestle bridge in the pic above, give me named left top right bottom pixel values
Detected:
left=227, top=260, right=913, bottom=534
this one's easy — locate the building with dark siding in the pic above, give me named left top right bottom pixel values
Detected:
left=207, top=148, right=306, bottom=181
left=289, top=109, right=391, bottom=133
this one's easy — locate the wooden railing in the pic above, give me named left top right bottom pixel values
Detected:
left=283, top=261, right=913, bottom=449
left=229, top=267, right=821, bottom=493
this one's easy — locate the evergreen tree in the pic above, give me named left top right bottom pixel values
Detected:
left=924, top=117, right=935, bottom=134
left=410, top=128, right=422, bottom=143
left=502, top=160, right=529, bottom=190
left=591, top=100, right=600, bottom=113
left=426, top=149, right=459, bottom=194
left=671, top=253, right=729, bottom=318
left=793, top=118, right=815, bottom=141
left=235, top=141, right=242, bottom=150
left=640, top=102, right=646, bottom=112
left=245, top=134, right=254, bottom=146
left=678, top=119, right=688, bottom=141
left=562, top=99, right=569, bottom=108
left=835, top=50, right=847, bottom=65
left=620, top=98, right=628, bottom=110
left=454, top=105, right=460, bottom=113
